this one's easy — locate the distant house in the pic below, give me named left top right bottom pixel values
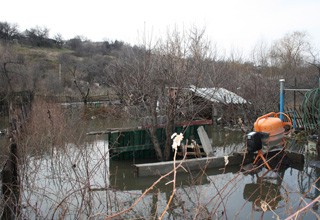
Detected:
left=188, top=85, right=249, bottom=125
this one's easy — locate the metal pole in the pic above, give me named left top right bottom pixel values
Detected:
left=318, top=76, right=320, bottom=126
left=293, top=77, right=297, bottom=111
left=279, top=79, right=285, bottom=121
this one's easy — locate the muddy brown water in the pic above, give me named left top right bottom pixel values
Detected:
left=1, top=114, right=319, bottom=219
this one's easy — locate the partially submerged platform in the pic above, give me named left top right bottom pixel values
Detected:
left=134, top=150, right=304, bottom=177
left=135, top=153, right=250, bottom=177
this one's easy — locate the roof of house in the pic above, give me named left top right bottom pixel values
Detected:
left=189, top=85, right=247, bottom=104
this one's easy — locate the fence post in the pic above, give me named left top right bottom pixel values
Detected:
left=279, top=79, right=285, bottom=121
left=1, top=143, right=19, bottom=220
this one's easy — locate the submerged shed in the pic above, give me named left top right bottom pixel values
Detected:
left=189, top=85, right=249, bottom=124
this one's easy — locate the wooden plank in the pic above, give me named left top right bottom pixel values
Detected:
left=194, top=144, right=203, bottom=158
left=197, top=126, right=214, bottom=156
left=134, top=149, right=305, bottom=177
left=177, top=143, right=205, bottom=157
left=135, top=153, right=251, bottom=177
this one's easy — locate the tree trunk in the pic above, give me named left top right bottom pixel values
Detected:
left=164, top=96, right=176, bottom=161
left=148, top=98, right=163, bottom=161
left=149, top=126, right=163, bottom=161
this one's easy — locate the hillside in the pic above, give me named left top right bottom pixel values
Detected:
left=1, top=24, right=319, bottom=118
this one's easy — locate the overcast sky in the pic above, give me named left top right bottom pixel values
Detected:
left=1, top=0, right=320, bottom=56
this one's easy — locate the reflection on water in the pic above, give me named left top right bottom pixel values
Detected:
left=17, top=127, right=320, bottom=219
left=21, top=136, right=109, bottom=219
left=1, top=109, right=318, bottom=219
left=243, top=171, right=284, bottom=212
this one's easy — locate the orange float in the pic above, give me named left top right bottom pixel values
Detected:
left=247, top=112, right=292, bottom=170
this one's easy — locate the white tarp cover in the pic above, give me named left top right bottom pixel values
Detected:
left=189, top=85, right=247, bottom=104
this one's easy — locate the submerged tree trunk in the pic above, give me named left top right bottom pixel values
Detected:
left=149, top=126, right=163, bottom=161
left=148, top=97, right=164, bottom=161
left=164, top=95, right=176, bottom=161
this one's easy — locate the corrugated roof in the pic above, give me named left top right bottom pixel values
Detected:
left=189, top=85, right=247, bottom=104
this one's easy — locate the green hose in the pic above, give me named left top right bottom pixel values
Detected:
left=302, top=80, right=320, bottom=130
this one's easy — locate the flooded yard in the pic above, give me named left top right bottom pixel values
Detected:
left=0, top=107, right=319, bottom=219
left=7, top=122, right=318, bottom=220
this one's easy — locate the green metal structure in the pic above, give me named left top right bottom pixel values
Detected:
left=108, top=122, right=210, bottom=160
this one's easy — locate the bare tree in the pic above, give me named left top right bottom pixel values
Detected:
left=59, top=54, right=90, bottom=105
left=0, top=44, right=25, bottom=93
left=270, top=31, right=311, bottom=68
left=0, top=21, right=20, bottom=42
left=24, top=26, right=50, bottom=47
left=269, top=31, right=313, bottom=86
left=53, top=33, right=64, bottom=48
left=106, top=28, right=213, bottom=161
left=250, top=40, right=271, bottom=68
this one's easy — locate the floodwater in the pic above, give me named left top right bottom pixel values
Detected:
left=1, top=114, right=320, bottom=219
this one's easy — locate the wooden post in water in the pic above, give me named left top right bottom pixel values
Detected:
left=1, top=143, right=19, bottom=220
left=1, top=91, right=31, bottom=219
